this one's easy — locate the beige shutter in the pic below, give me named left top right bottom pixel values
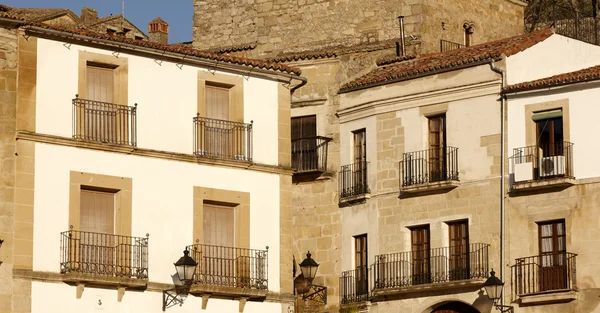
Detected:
left=85, top=65, right=118, bottom=142
left=203, top=203, right=235, bottom=247
left=205, top=85, right=230, bottom=120
left=80, top=189, right=115, bottom=234
left=87, top=65, right=114, bottom=103
left=204, top=85, right=232, bottom=156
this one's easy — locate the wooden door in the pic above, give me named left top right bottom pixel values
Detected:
left=538, top=220, right=567, bottom=292
left=428, top=115, right=446, bottom=182
left=411, top=226, right=430, bottom=285
left=291, top=115, right=317, bottom=171
left=354, top=235, right=368, bottom=296
left=79, top=189, right=116, bottom=274
left=449, top=220, right=470, bottom=280
left=205, top=85, right=232, bottom=157
left=353, top=129, right=367, bottom=193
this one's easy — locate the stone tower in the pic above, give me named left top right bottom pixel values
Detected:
left=192, top=0, right=527, bottom=57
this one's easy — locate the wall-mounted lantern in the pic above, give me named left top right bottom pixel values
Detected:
left=483, top=269, right=514, bottom=313
left=294, top=251, right=327, bottom=304
left=163, top=249, right=198, bottom=311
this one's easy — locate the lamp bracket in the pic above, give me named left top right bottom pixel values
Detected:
left=162, top=287, right=188, bottom=311
left=302, top=284, right=327, bottom=305
left=494, top=304, right=514, bottom=313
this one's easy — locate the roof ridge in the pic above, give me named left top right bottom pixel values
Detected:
left=505, top=63, right=600, bottom=93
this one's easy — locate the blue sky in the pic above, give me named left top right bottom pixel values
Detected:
left=2, top=0, right=193, bottom=43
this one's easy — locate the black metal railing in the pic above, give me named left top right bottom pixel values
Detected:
left=510, top=141, right=574, bottom=181
left=339, top=161, right=370, bottom=200
left=527, top=2, right=599, bottom=45
left=511, top=252, right=577, bottom=297
left=292, top=136, right=332, bottom=173
left=72, top=96, right=137, bottom=146
left=340, top=266, right=372, bottom=305
left=193, top=115, right=253, bottom=162
left=186, top=244, right=268, bottom=290
left=440, top=39, right=465, bottom=52
left=60, top=230, right=149, bottom=279
left=400, top=146, right=459, bottom=187
left=372, top=243, right=489, bottom=290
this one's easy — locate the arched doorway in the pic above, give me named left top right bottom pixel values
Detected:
left=432, top=301, right=480, bottom=313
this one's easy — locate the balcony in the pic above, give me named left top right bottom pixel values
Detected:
left=60, top=230, right=148, bottom=289
left=400, top=146, right=459, bottom=194
left=186, top=243, right=269, bottom=300
left=511, top=252, right=577, bottom=305
left=339, top=161, right=370, bottom=205
left=340, top=266, right=371, bottom=305
left=440, top=39, right=465, bottom=52
left=72, top=96, right=138, bottom=146
left=193, top=115, right=253, bottom=162
left=292, top=136, right=332, bottom=181
left=510, top=142, right=575, bottom=192
left=371, top=243, right=489, bottom=296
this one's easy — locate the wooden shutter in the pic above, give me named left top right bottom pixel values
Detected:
left=87, top=65, right=114, bottom=103
left=354, top=234, right=368, bottom=295
left=353, top=129, right=366, bottom=164
left=411, top=226, right=430, bottom=284
left=291, top=116, right=318, bottom=171
left=291, top=115, right=317, bottom=140
left=206, top=85, right=230, bottom=120
left=80, top=189, right=115, bottom=234
left=85, top=65, right=119, bottom=143
left=449, top=220, right=469, bottom=280
left=428, top=115, right=446, bottom=182
left=203, top=203, right=235, bottom=247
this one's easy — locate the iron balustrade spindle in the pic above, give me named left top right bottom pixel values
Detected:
left=510, top=141, right=574, bottom=181
left=186, top=244, right=268, bottom=290
left=339, top=161, right=370, bottom=200
left=511, top=252, right=577, bottom=298
left=372, top=243, right=489, bottom=290
left=440, top=39, right=465, bottom=52
left=60, top=230, right=149, bottom=279
left=340, top=265, right=372, bottom=305
left=193, top=115, right=253, bottom=161
left=291, top=136, right=332, bottom=173
left=400, top=146, right=459, bottom=187
left=72, top=96, right=137, bottom=146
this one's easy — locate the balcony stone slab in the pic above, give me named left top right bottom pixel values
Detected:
left=400, top=180, right=460, bottom=194
left=517, top=290, right=578, bottom=305
left=511, top=177, right=576, bottom=192
left=339, top=193, right=370, bottom=207
left=188, top=284, right=268, bottom=301
left=372, top=278, right=485, bottom=299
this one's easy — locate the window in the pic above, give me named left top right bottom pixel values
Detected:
left=534, top=110, right=564, bottom=156
left=410, top=225, right=430, bottom=285
left=428, top=114, right=446, bottom=182
left=353, top=129, right=366, bottom=164
left=204, top=83, right=234, bottom=157
left=448, top=220, right=469, bottom=280
left=354, top=234, right=368, bottom=295
left=464, top=23, right=474, bottom=46
left=203, top=202, right=235, bottom=247
left=352, top=129, right=368, bottom=194
left=291, top=115, right=317, bottom=171
left=538, top=220, right=567, bottom=292
left=80, top=189, right=115, bottom=234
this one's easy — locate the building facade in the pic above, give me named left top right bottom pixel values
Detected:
left=0, top=15, right=303, bottom=313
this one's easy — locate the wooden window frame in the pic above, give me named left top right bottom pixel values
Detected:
left=353, top=129, right=367, bottom=164
left=409, top=225, right=431, bottom=285
left=197, top=71, right=244, bottom=123
left=78, top=51, right=128, bottom=105
left=193, top=186, right=250, bottom=249
left=525, top=99, right=570, bottom=147
left=448, top=220, right=470, bottom=281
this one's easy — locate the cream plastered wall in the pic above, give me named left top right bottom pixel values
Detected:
left=32, top=281, right=283, bottom=313
left=32, top=143, right=281, bottom=290
left=507, top=83, right=600, bottom=180
left=506, top=34, right=600, bottom=86
left=34, top=38, right=279, bottom=166
left=340, top=201, right=379, bottom=271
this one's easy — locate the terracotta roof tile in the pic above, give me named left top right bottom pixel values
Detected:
left=339, top=29, right=554, bottom=93
left=9, top=7, right=72, bottom=22
left=376, top=55, right=416, bottom=66
left=504, top=64, right=600, bottom=93
left=22, top=22, right=301, bottom=75
left=209, top=43, right=257, bottom=53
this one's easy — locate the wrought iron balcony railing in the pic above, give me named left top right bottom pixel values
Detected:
left=510, top=141, right=574, bottom=182
left=372, top=243, right=489, bottom=290
left=340, top=266, right=371, bottom=305
left=440, top=39, right=465, bottom=52
left=529, top=3, right=600, bottom=45
left=186, top=244, right=268, bottom=290
left=60, top=230, right=149, bottom=279
left=193, top=115, right=253, bottom=162
left=511, top=252, right=577, bottom=297
left=400, top=146, right=459, bottom=187
left=72, top=96, right=138, bottom=146
left=339, top=161, right=370, bottom=200
left=292, top=136, right=332, bottom=173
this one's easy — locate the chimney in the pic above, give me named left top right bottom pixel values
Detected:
left=148, top=17, right=169, bottom=45
left=81, top=7, right=98, bottom=25
left=395, top=16, right=406, bottom=57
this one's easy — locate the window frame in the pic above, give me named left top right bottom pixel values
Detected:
left=197, top=71, right=244, bottom=123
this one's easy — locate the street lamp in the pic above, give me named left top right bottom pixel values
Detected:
left=483, top=269, right=513, bottom=313
left=294, top=251, right=327, bottom=304
left=163, top=249, right=198, bottom=311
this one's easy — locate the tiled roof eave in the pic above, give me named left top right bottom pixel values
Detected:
left=22, top=24, right=302, bottom=77
left=339, top=57, right=500, bottom=94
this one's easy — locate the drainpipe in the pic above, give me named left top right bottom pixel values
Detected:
left=489, top=58, right=506, bottom=308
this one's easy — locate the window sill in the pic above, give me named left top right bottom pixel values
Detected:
left=400, top=180, right=460, bottom=194
left=511, top=177, right=576, bottom=193
left=517, top=290, right=577, bottom=305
